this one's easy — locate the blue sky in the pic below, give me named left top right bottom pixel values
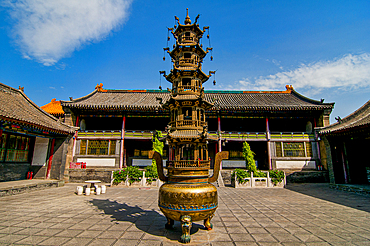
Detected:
left=1, top=0, right=370, bottom=123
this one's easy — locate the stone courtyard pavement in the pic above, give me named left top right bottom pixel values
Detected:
left=0, top=183, right=369, bottom=246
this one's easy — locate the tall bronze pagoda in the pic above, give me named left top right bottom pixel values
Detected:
left=152, top=9, right=228, bottom=243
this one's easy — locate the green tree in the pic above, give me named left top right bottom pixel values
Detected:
left=242, top=142, right=256, bottom=173
left=151, top=130, right=163, bottom=175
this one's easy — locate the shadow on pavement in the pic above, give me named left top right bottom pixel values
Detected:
left=89, top=199, right=204, bottom=242
left=286, top=183, right=370, bottom=213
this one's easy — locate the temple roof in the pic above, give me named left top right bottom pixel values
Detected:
left=0, top=83, right=77, bottom=135
left=41, top=98, right=65, bottom=116
left=319, top=100, right=370, bottom=135
left=61, top=85, right=334, bottom=112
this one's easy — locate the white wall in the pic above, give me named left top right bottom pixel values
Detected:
left=32, top=137, right=49, bottom=166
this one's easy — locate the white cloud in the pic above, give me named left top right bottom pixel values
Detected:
left=237, top=53, right=370, bottom=94
left=4, top=0, right=132, bottom=66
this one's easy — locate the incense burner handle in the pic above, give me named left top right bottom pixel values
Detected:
left=152, top=151, right=168, bottom=182
left=208, top=151, right=229, bottom=183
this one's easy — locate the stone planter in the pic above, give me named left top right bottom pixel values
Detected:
left=253, top=178, right=268, bottom=187
left=269, top=180, right=285, bottom=188
left=145, top=180, right=158, bottom=187
left=232, top=178, right=251, bottom=188
left=129, top=180, right=142, bottom=187
left=233, top=171, right=286, bottom=188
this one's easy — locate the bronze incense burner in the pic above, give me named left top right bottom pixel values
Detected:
left=152, top=9, right=228, bottom=243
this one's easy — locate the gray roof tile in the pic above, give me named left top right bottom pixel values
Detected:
left=61, top=88, right=333, bottom=112
left=319, top=100, right=370, bottom=134
left=0, top=83, right=77, bottom=134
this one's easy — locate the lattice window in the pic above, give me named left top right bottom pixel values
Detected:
left=80, top=140, right=87, bottom=155
left=109, top=140, right=116, bottom=155
left=79, top=140, right=117, bottom=156
left=4, top=134, right=31, bottom=162
left=283, top=142, right=305, bottom=157
left=275, top=142, right=282, bottom=157
left=275, top=142, right=312, bottom=157
left=306, top=143, right=312, bottom=157
left=0, top=133, right=7, bottom=161
left=87, top=140, right=108, bottom=155
left=133, top=149, right=151, bottom=157
left=229, top=150, right=243, bottom=159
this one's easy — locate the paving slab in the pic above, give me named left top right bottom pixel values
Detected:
left=0, top=183, right=368, bottom=245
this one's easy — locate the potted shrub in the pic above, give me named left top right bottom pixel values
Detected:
left=112, top=169, right=127, bottom=185
left=232, top=169, right=251, bottom=188
left=269, top=170, right=285, bottom=187
left=145, top=163, right=158, bottom=186
left=126, top=166, right=143, bottom=186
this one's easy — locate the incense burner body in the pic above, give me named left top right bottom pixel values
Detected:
left=153, top=151, right=228, bottom=243
left=159, top=182, right=217, bottom=222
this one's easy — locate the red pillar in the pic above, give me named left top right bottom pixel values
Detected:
left=71, top=116, right=79, bottom=159
left=46, top=138, right=55, bottom=179
left=341, top=149, right=348, bottom=184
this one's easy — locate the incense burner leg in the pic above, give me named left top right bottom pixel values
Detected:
left=180, top=215, right=192, bottom=244
left=165, top=217, right=174, bottom=230
left=204, top=214, right=214, bottom=230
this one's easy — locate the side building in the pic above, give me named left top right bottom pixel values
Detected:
left=0, top=83, right=77, bottom=181
left=54, top=83, right=334, bottom=182
left=318, top=100, right=370, bottom=184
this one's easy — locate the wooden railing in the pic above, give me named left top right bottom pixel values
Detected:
left=77, top=130, right=315, bottom=141
left=77, top=130, right=166, bottom=139
left=179, top=36, right=198, bottom=44
left=77, top=130, right=122, bottom=138
left=208, top=131, right=315, bottom=141
left=167, top=160, right=210, bottom=168
left=178, top=85, right=201, bottom=93
left=270, top=132, right=314, bottom=140
left=169, top=120, right=206, bottom=128
left=178, top=58, right=198, bottom=66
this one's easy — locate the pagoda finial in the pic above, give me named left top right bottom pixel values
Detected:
left=185, top=8, right=191, bottom=25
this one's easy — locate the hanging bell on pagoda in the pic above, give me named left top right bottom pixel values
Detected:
left=213, top=80, right=216, bottom=85
left=210, top=56, right=213, bottom=61
left=207, top=34, right=209, bottom=39
left=168, top=36, right=170, bottom=41
left=163, top=57, right=166, bottom=61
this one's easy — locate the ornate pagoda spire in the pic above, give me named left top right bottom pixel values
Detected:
left=184, top=8, right=191, bottom=25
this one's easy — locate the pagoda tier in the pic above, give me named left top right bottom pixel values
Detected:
left=160, top=9, right=216, bottom=163
left=169, top=45, right=208, bottom=62
left=165, top=70, right=211, bottom=94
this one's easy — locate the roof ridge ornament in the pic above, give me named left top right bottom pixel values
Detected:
left=184, top=8, right=191, bottom=25
left=95, top=83, right=104, bottom=92
left=285, top=85, right=294, bottom=92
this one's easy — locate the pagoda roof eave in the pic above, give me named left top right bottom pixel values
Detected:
left=174, top=23, right=204, bottom=36
left=165, top=70, right=210, bottom=83
left=162, top=96, right=214, bottom=110
left=169, top=45, right=207, bottom=59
